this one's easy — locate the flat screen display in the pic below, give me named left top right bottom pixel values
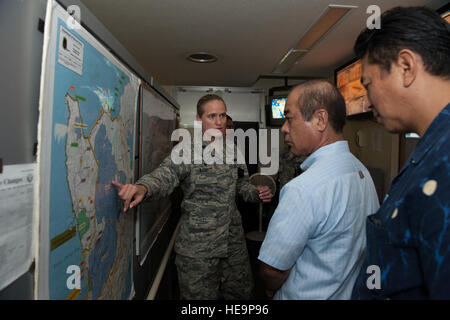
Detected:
left=336, top=59, right=371, bottom=116
left=271, top=98, right=286, bottom=119
left=442, top=11, right=450, bottom=23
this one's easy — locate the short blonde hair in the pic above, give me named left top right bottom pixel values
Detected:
left=197, top=94, right=226, bottom=116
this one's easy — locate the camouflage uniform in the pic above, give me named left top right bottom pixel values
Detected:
left=278, top=148, right=305, bottom=190
left=136, top=141, right=259, bottom=299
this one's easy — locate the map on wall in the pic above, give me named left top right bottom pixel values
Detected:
left=136, top=85, right=177, bottom=262
left=37, top=2, right=139, bottom=299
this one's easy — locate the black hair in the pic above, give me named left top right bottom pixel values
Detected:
left=296, top=80, right=346, bottom=133
left=354, top=6, right=450, bottom=78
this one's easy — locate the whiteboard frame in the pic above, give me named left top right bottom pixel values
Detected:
left=135, top=84, right=178, bottom=265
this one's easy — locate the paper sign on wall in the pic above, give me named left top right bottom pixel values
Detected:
left=57, top=25, right=84, bottom=75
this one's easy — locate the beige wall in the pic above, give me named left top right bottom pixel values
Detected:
left=399, top=134, right=419, bottom=169
left=343, top=118, right=400, bottom=202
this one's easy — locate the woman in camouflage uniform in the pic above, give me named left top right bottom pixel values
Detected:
left=113, top=94, right=272, bottom=299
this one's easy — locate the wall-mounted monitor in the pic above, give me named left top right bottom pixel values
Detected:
left=443, top=11, right=450, bottom=23
left=335, top=58, right=371, bottom=117
left=271, top=97, right=287, bottom=119
left=266, top=95, right=287, bottom=126
left=437, top=2, right=450, bottom=22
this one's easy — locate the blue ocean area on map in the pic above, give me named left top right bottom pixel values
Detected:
left=89, top=124, right=121, bottom=299
left=90, top=222, right=117, bottom=299
left=48, top=18, right=133, bottom=299
left=49, top=236, right=87, bottom=299
left=122, top=260, right=132, bottom=300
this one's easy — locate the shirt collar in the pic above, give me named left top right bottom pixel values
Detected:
left=408, top=103, right=450, bottom=166
left=300, top=140, right=349, bottom=171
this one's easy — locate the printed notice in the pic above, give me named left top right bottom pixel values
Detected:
left=0, top=163, right=36, bottom=291
left=58, top=25, right=84, bottom=76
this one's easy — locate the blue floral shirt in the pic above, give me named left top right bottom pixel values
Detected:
left=352, top=103, right=450, bottom=299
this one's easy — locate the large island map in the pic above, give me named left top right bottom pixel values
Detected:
left=38, top=5, right=139, bottom=300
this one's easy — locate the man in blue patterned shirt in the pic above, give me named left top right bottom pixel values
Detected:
left=351, top=6, right=450, bottom=299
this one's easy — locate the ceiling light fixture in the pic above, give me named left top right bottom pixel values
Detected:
left=272, top=49, right=308, bottom=74
left=187, top=52, right=218, bottom=63
left=272, top=4, right=357, bottom=74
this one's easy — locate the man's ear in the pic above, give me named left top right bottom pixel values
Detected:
left=312, top=109, right=328, bottom=132
left=196, top=114, right=201, bottom=122
left=396, top=49, right=418, bottom=88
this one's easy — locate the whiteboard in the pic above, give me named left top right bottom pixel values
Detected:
left=136, top=84, right=177, bottom=264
